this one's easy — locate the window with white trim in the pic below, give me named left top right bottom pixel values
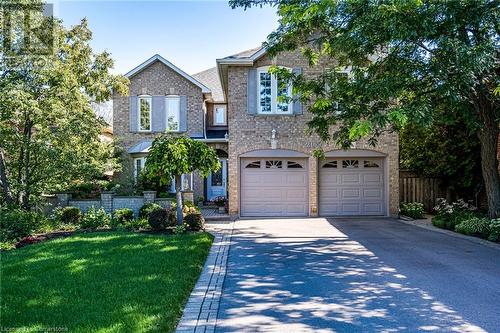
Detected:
left=138, top=96, right=152, bottom=132
left=257, top=66, right=292, bottom=114
left=214, top=106, right=226, bottom=125
left=166, top=95, right=180, bottom=132
left=134, top=157, right=146, bottom=181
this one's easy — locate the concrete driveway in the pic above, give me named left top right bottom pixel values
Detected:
left=215, top=218, right=500, bottom=333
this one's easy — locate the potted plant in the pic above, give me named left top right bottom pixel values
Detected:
left=197, top=196, right=205, bottom=207
left=213, top=196, right=227, bottom=213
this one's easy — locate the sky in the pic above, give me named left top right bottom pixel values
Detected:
left=54, top=1, right=279, bottom=75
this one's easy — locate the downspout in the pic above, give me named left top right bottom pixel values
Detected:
left=202, top=97, right=209, bottom=140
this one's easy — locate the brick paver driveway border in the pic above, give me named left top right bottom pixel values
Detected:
left=176, top=221, right=234, bottom=333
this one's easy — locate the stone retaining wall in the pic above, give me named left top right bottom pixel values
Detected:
left=55, top=191, right=193, bottom=216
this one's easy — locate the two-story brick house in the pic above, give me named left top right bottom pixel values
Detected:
left=114, top=47, right=399, bottom=217
left=113, top=55, right=228, bottom=202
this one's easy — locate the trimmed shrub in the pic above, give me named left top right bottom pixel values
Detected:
left=0, top=208, right=41, bottom=243
left=113, top=208, right=134, bottom=227
left=80, top=207, right=110, bottom=230
left=139, top=203, right=162, bottom=219
left=455, top=217, right=491, bottom=238
left=184, top=213, right=205, bottom=231
left=400, top=202, right=425, bottom=219
left=58, top=206, right=82, bottom=225
left=487, top=219, right=500, bottom=242
left=148, top=208, right=176, bottom=231
left=123, top=218, right=149, bottom=231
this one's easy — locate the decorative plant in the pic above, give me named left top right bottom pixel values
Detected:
left=213, top=196, right=227, bottom=208
left=400, top=202, right=425, bottom=219
left=80, top=207, right=110, bottom=230
left=145, top=135, right=220, bottom=225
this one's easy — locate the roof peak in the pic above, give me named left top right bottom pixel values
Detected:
left=125, top=54, right=210, bottom=93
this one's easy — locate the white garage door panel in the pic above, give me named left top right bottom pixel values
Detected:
left=319, top=158, right=385, bottom=216
left=241, top=158, right=308, bottom=217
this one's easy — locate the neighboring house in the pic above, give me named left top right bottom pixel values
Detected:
left=113, top=47, right=399, bottom=217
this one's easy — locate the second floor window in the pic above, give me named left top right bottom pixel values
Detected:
left=214, top=106, right=226, bottom=125
left=257, top=66, right=292, bottom=115
left=138, top=96, right=152, bottom=131
left=166, top=95, right=180, bottom=131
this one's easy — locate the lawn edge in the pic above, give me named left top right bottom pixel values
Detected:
left=398, top=218, right=500, bottom=251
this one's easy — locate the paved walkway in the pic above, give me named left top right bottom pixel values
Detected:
left=176, top=221, right=234, bottom=333
left=214, top=218, right=500, bottom=333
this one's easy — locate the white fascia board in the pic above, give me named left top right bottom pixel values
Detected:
left=125, top=54, right=211, bottom=93
left=197, top=138, right=229, bottom=143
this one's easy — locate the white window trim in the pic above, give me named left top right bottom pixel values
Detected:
left=257, top=66, right=293, bottom=115
left=165, top=95, right=181, bottom=132
left=137, top=95, right=152, bottom=132
left=133, top=157, right=146, bottom=181
left=213, top=105, right=227, bottom=125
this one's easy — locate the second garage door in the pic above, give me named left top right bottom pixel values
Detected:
left=240, top=158, right=308, bottom=217
left=319, top=158, right=385, bottom=216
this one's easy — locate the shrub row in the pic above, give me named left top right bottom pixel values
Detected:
left=1, top=201, right=205, bottom=248
left=431, top=198, right=499, bottom=242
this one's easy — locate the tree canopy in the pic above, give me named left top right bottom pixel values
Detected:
left=0, top=2, right=128, bottom=209
left=145, top=135, right=220, bottom=224
left=231, top=0, right=500, bottom=217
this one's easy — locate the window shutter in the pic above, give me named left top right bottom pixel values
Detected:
left=129, top=96, right=138, bottom=132
left=152, top=96, right=166, bottom=132
left=292, top=67, right=303, bottom=115
left=247, top=69, right=257, bottom=115
left=179, top=95, right=187, bottom=132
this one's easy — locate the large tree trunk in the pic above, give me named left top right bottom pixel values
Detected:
left=175, top=174, right=183, bottom=225
left=0, top=147, right=14, bottom=205
left=477, top=108, right=500, bottom=219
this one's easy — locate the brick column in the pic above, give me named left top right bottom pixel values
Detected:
left=101, top=191, right=114, bottom=213
left=143, top=191, right=157, bottom=204
left=181, top=190, right=194, bottom=204
left=309, top=157, right=318, bottom=217
left=56, top=193, right=72, bottom=207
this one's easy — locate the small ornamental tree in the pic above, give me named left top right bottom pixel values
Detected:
left=145, top=135, right=220, bottom=225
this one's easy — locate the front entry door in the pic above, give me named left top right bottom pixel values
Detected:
left=207, top=159, right=227, bottom=200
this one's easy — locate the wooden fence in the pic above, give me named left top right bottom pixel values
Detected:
left=399, top=170, right=447, bottom=212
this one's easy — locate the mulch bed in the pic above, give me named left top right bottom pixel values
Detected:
left=15, top=230, right=76, bottom=249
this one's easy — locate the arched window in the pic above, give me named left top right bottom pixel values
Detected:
left=245, top=161, right=261, bottom=168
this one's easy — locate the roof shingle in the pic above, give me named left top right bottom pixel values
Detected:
left=192, top=67, right=224, bottom=102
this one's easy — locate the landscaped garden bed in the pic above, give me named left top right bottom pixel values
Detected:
left=431, top=198, right=500, bottom=243
left=1, top=231, right=213, bottom=332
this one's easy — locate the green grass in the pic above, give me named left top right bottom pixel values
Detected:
left=1, top=231, right=213, bottom=333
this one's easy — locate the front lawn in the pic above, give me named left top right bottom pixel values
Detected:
left=1, top=231, right=213, bottom=332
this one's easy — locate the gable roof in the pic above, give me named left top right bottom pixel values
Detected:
left=125, top=54, right=210, bottom=93
left=217, top=46, right=266, bottom=64
left=192, top=67, right=224, bottom=102
left=216, top=46, right=267, bottom=100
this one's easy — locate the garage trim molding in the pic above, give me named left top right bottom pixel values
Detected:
left=324, top=149, right=387, bottom=157
left=240, top=149, right=309, bottom=158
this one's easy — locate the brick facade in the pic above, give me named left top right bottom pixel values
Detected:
left=113, top=59, right=216, bottom=200
left=226, top=50, right=399, bottom=217
left=113, top=60, right=205, bottom=152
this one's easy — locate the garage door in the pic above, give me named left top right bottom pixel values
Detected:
left=241, top=158, right=308, bottom=217
left=319, top=158, right=385, bottom=216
